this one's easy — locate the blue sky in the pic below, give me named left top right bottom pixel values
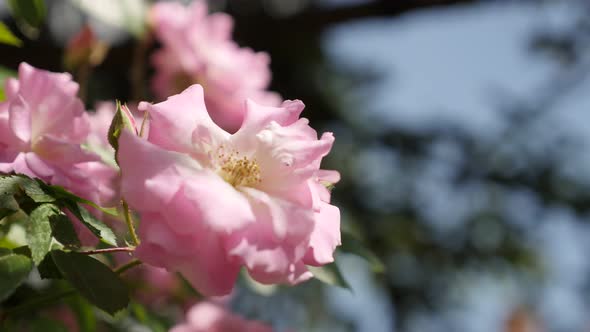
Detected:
left=322, top=2, right=590, bottom=331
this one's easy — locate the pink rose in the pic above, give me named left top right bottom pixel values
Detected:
left=0, top=63, right=119, bottom=243
left=149, top=0, right=281, bottom=132
left=170, top=302, right=274, bottom=332
left=118, top=85, right=340, bottom=296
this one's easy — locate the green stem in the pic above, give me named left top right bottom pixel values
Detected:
left=122, top=199, right=140, bottom=246
left=114, top=259, right=142, bottom=275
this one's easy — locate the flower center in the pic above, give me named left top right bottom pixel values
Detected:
left=215, top=145, right=261, bottom=188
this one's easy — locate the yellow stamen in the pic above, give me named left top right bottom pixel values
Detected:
left=215, top=145, right=261, bottom=187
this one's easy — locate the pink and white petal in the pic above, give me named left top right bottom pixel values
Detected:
left=317, top=169, right=340, bottom=184
left=170, top=174, right=254, bottom=234
left=240, top=187, right=314, bottom=242
left=142, top=85, right=228, bottom=153
left=10, top=153, right=35, bottom=178
left=234, top=100, right=304, bottom=144
left=30, top=96, right=88, bottom=142
left=186, top=302, right=225, bottom=328
left=207, top=13, right=234, bottom=41
left=169, top=326, right=193, bottom=332
left=0, top=139, right=19, bottom=171
left=313, top=170, right=340, bottom=205
left=25, top=153, right=55, bottom=178
left=232, top=235, right=312, bottom=285
left=137, top=213, right=240, bottom=296
left=0, top=103, right=23, bottom=149
left=17, top=63, right=78, bottom=109
left=118, top=131, right=200, bottom=211
left=226, top=195, right=314, bottom=285
left=33, top=135, right=98, bottom=164
left=256, top=126, right=335, bottom=190
left=4, top=77, right=19, bottom=100
left=303, top=202, right=341, bottom=266
left=8, top=96, right=32, bottom=143
left=150, top=1, right=191, bottom=30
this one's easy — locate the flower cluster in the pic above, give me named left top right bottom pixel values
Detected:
left=0, top=63, right=117, bottom=206
left=150, top=0, right=281, bottom=132
left=0, top=1, right=341, bottom=330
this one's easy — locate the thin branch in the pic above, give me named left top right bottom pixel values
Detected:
left=114, top=259, right=142, bottom=275
left=122, top=199, right=140, bottom=246
left=78, top=247, right=135, bottom=255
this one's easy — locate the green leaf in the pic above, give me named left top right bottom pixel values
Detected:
left=49, top=212, right=81, bottom=249
left=37, top=252, right=62, bottom=279
left=340, top=232, right=385, bottom=273
left=12, top=245, right=31, bottom=257
left=64, top=202, right=117, bottom=246
left=0, top=175, right=55, bottom=215
left=0, top=253, right=33, bottom=301
left=43, top=184, right=118, bottom=217
left=308, top=262, right=351, bottom=290
left=0, top=176, right=23, bottom=219
left=0, top=190, right=19, bottom=220
left=20, top=178, right=55, bottom=203
left=0, top=21, right=22, bottom=46
left=7, top=0, right=47, bottom=28
left=51, top=251, right=129, bottom=315
left=27, top=204, right=55, bottom=265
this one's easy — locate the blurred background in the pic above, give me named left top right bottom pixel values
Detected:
left=2, top=0, right=590, bottom=331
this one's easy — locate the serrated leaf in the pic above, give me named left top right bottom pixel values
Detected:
left=43, top=184, right=118, bottom=217
left=20, top=178, right=55, bottom=203
left=27, top=204, right=56, bottom=265
left=64, top=202, right=117, bottom=246
left=0, top=191, right=19, bottom=219
left=0, top=175, right=55, bottom=215
left=0, top=21, right=22, bottom=46
left=0, top=253, right=33, bottom=301
left=51, top=251, right=129, bottom=315
left=49, top=212, right=80, bottom=249
left=308, top=263, right=351, bottom=290
left=340, top=232, right=385, bottom=273
left=38, top=251, right=62, bottom=279
left=7, top=0, right=46, bottom=28
left=12, top=245, right=31, bottom=257
left=0, top=176, right=23, bottom=218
